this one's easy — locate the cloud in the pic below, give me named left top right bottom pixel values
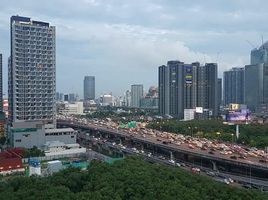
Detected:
left=0, top=0, right=267, bottom=97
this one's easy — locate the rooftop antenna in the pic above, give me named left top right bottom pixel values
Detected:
left=246, top=40, right=256, bottom=49
left=261, top=35, right=264, bottom=49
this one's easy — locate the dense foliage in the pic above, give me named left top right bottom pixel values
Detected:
left=23, top=146, right=45, bottom=158
left=0, top=157, right=267, bottom=200
left=84, top=107, right=157, bottom=122
left=147, top=120, right=268, bottom=148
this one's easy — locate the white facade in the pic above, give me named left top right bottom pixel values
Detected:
left=184, top=109, right=195, bottom=121
left=60, top=102, right=83, bottom=115
left=101, top=94, right=113, bottom=106
left=44, top=141, right=86, bottom=156
left=10, top=121, right=77, bottom=148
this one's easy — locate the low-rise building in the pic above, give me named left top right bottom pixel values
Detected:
left=43, top=141, right=86, bottom=157
left=184, top=109, right=195, bottom=121
left=0, top=148, right=24, bottom=175
left=9, top=121, right=77, bottom=149
left=58, top=102, right=84, bottom=115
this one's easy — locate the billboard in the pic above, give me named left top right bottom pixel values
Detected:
left=226, top=109, right=251, bottom=122
left=195, top=107, right=203, bottom=113
left=229, top=103, right=240, bottom=111
left=185, top=66, right=193, bottom=84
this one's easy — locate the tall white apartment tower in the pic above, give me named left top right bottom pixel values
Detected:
left=9, top=16, right=56, bottom=126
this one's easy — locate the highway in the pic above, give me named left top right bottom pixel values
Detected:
left=78, top=133, right=268, bottom=190
left=57, top=118, right=268, bottom=189
left=58, top=119, right=268, bottom=170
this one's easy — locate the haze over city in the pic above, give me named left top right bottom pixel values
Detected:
left=0, top=0, right=268, bottom=96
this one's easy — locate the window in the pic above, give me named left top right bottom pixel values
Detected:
left=15, top=139, right=21, bottom=142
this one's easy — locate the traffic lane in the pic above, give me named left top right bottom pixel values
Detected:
left=60, top=120, right=268, bottom=168
left=111, top=127, right=267, bottom=168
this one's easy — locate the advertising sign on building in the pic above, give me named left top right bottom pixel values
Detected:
left=185, top=66, right=193, bottom=84
left=195, top=107, right=203, bottom=113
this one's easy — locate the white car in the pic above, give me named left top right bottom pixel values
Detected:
left=169, top=160, right=175, bottom=164
left=228, top=178, right=234, bottom=183
left=224, top=179, right=230, bottom=185
left=176, top=163, right=181, bottom=167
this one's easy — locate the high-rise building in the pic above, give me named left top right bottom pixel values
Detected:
left=245, top=63, right=268, bottom=111
left=125, top=90, right=131, bottom=107
left=84, top=76, right=95, bottom=100
left=131, top=84, right=143, bottom=108
left=159, top=61, right=218, bottom=118
left=197, top=63, right=218, bottom=116
left=251, top=41, right=268, bottom=65
left=64, top=94, right=69, bottom=102
left=0, top=54, right=2, bottom=112
left=217, top=78, right=222, bottom=107
left=69, top=93, right=76, bottom=103
left=140, top=86, right=158, bottom=109
left=9, top=16, right=56, bottom=125
left=8, top=16, right=77, bottom=148
left=223, top=67, right=245, bottom=105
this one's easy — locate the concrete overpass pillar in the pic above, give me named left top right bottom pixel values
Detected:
left=108, top=147, right=113, bottom=156
left=170, top=151, right=174, bottom=161
left=211, top=161, right=217, bottom=171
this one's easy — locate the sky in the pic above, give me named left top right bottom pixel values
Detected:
left=0, top=0, right=268, bottom=98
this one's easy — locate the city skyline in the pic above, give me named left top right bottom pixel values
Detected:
left=0, top=1, right=268, bottom=97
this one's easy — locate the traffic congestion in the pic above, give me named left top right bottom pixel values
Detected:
left=58, top=114, right=268, bottom=167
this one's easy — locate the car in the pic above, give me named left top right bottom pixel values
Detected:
left=188, top=144, right=195, bottom=149
left=223, top=178, right=230, bottom=185
left=206, top=171, right=215, bottom=177
left=169, top=160, right=175, bottom=164
left=230, top=155, right=237, bottom=160
left=177, top=162, right=186, bottom=167
left=259, top=159, right=267, bottom=163
left=201, top=146, right=208, bottom=150
left=191, top=167, right=200, bottom=173
left=242, top=184, right=252, bottom=189
left=228, top=178, right=234, bottom=183
left=176, top=163, right=181, bottom=167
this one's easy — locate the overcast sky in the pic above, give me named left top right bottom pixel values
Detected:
left=0, top=0, right=267, bottom=97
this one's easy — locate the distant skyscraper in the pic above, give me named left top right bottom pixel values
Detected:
left=217, top=78, right=222, bottom=107
left=125, top=90, right=131, bottom=107
left=64, top=94, right=69, bottom=102
left=245, top=63, right=268, bottom=111
left=251, top=41, right=268, bottom=65
left=69, top=93, right=76, bottom=103
left=9, top=16, right=56, bottom=124
left=84, top=76, right=95, bottom=100
left=0, top=54, right=2, bottom=112
left=131, top=84, right=143, bottom=108
left=159, top=61, right=218, bottom=118
left=223, top=67, right=245, bottom=105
